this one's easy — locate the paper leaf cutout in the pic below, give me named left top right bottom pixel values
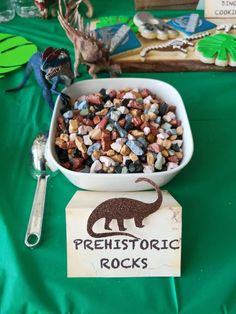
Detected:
left=196, top=33, right=236, bottom=67
left=0, top=33, right=37, bottom=77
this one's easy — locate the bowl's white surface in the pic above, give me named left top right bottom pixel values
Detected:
left=47, top=78, right=193, bottom=191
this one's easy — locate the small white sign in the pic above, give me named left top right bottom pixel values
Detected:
left=66, top=190, right=182, bottom=277
left=205, top=0, right=236, bottom=18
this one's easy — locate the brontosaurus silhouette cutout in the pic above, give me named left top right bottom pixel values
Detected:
left=87, top=177, right=163, bottom=238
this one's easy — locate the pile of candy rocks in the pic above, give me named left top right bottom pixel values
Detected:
left=55, top=87, right=184, bottom=174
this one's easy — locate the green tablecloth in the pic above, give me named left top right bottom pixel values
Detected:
left=1, top=2, right=236, bottom=313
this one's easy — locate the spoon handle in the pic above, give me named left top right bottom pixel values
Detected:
left=25, top=174, right=49, bottom=248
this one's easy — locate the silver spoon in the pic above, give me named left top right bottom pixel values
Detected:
left=25, top=133, right=52, bottom=248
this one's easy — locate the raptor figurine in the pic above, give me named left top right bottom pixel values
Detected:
left=58, top=0, right=121, bottom=78
left=6, top=47, right=74, bottom=110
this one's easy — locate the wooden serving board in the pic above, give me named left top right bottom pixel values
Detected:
left=111, top=22, right=236, bottom=73
left=134, top=0, right=199, bottom=10
left=116, top=59, right=236, bottom=72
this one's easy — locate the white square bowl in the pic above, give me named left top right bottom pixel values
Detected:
left=46, top=78, right=194, bottom=191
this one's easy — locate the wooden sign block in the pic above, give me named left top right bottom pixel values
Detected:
left=66, top=190, right=182, bottom=277
left=205, top=0, right=236, bottom=19
left=134, top=0, right=199, bottom=10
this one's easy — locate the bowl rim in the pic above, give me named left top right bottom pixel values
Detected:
left=48, top=77, right=194, bottom=177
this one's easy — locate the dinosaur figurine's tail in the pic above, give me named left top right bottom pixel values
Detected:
left=5, top=61, right=33, bottom=92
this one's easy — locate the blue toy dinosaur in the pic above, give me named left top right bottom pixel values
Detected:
left=7, top=47, right=74, bottom=110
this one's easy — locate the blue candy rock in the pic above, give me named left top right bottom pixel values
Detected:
left=114, top=122, right=128, bottom=138
left=137, top=137, right=148, bottom=148
left=126, top=140, right=144, bottom=156
left=110, top=110, right=121, bottom=122
left=63, top=110, right=73, bottom=119
left=74, top=100, right=88, bottom=110
left=162, top=122, right=172, bottom=130
left=155, top=153, right=163, bottom=170
left=87, top=143, right=101, bottom=156
left=155, top=116, right=162, bottom=124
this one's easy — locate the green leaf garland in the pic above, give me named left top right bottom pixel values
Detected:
left=0, top=33, right=37, bottom=78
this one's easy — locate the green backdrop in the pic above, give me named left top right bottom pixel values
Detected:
left=0, top=1, right=236, bottom=313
